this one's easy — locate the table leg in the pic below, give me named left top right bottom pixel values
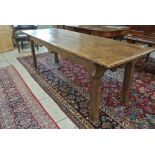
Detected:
left=89, top=66, right=106, bottom=124
left=16, top=41, right=20, bottom=53
left=89, top=76, right=102, bottom=124
left=30, top=40, right=37, bottom=68
left=121, top=62, right=135, bottom=105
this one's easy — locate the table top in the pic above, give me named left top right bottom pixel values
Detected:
left=65, top=25, right=129, bottom=32
left=24, top=28, right=154, bottom=68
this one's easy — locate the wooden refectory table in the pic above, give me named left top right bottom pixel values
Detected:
left=24, top=28, right=154, bottom=124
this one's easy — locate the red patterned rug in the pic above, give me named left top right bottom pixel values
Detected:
left=18, top=53, right=155, bottom=129
left=0, top=66, right=59, bottom=129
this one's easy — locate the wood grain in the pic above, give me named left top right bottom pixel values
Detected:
left=89, top=65, right=107, bottom=123
left=0, top=25, right=14, bottom=52
left=23, top=28, right=155, bottom=68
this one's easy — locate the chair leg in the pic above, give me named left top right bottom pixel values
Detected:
left=145, top=53, right=150, bottom=62
left=21, top=42, right=24, bottom=49
left=35, top=44, right=39, bottom=50
left=145, top=44, right=152, bottom=62
left=16, top=41, right=20, bottom=53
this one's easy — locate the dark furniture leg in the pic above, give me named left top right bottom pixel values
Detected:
left=145, top=53, right=151, bottom=62
left=54, top=52, right=59, bottom=63
left=35, top=44, right=39, bottom=50
left=30, top=40, right=37, bottom=68
left=16, top=41, right=20, bottom=53
left=21, top=41, right=24, bottom=49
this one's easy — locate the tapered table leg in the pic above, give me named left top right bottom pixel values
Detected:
left=89, top=76, right=102, bottom=124
left=121, top=62, right=135, bottom=105
left=30, top=40, right=37, bottom=68
left=89, top=65, right=106, bottom=124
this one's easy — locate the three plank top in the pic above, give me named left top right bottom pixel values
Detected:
left=24, top=28, right=155, bottom=68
